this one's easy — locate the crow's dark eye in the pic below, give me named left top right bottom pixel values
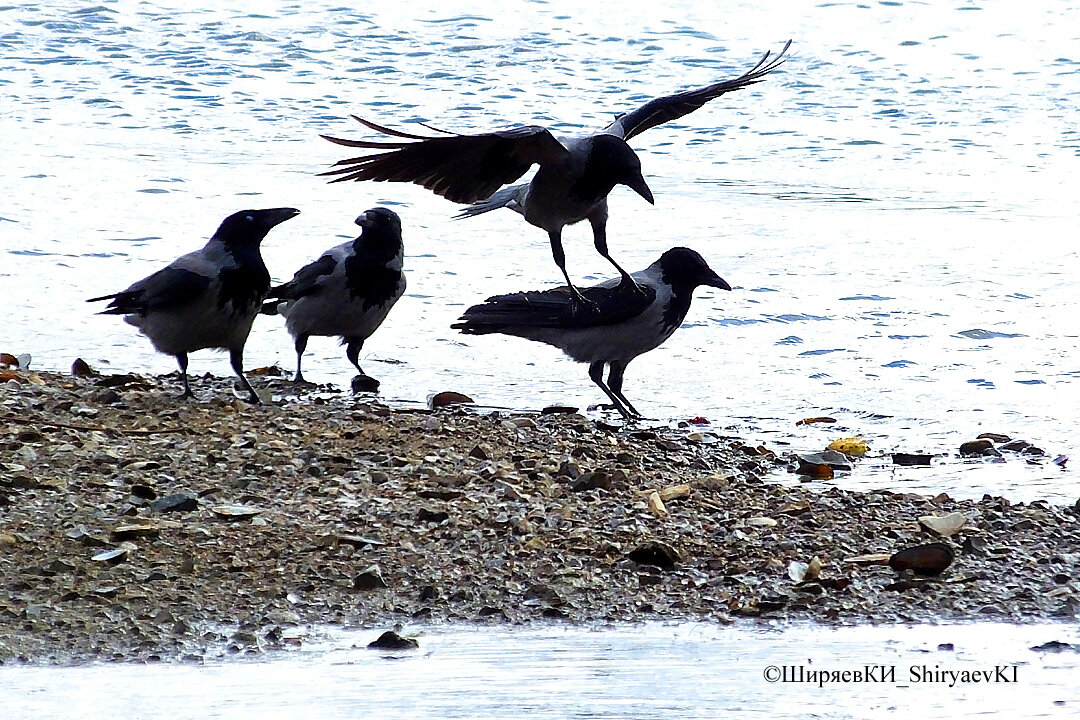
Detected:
left=245, top=215, right=254, bottom=222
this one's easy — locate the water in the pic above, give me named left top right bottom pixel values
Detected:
left=2, top=1, right=1078, bottom=504
left=4, top=621, right=1080, bottom=718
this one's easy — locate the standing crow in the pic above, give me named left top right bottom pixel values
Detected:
left=321, top=41, right=787, bottom=303
left=88, top=207, right=300, bottom=402
left=261, top=207, right=405, bottom=392
left=452, top=246, right=731, bottom=419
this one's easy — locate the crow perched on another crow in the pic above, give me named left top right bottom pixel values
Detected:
left=88, top=207, right=300, bottom=402
left=453, top=246, right=731, bottom=418
left=261, top=207, right=406, bottom=392
left=321, top=41, right=787, bottom=304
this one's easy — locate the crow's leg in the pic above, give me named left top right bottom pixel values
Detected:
left=229, top=347, right=261, bottom=404
left=606, top=360, right=643, bottom=418
left=548, top=231, right=595, bottom=308
left=588, top=361, right=632, bottom=419
left=293, top=334, right=309, bottom=383
left=346, top=338, right=380, bottom=392
left=176, top=353, right=195, bottom=400
left=587, top=215, right=644, bottom=295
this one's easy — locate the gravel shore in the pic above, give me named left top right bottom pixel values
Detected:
left=1, top=368, right=1078, bottom=664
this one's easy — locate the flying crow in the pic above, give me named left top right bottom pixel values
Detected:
left=88, top=207, right=300, bottom=402
left=452, top=246, right=731, bottom=419
left=261, top=207, right=405, bottom=392
left=321, top=41, right=787, bottom=303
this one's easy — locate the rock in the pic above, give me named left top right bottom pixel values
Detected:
left=569, top=470, right=613, bottom=492
left=351, top=375, right=380, bottom=394
left=889, top=543, right=955, bottom=576
left=71, top=358, right=97, bottom=377
left=541, top=405, right=578, bottom=415
left=110, top=522, right=161, bottom=541
left=210, top=504, right=262, bottom=520
left=647, top=491, right=667, bottom=517
left=1030, top=641, right=1077, bottom=653
left=746, top=516, right=778, bottom=528
left=429, top=391, right=474, bottom=409
left=416, top=508, right=449, bottom=524
left=151, top=492, right=198, bottom=514
left=627, top=541, right=681, bottom=570
left=796, top=450, right=851, bottom=477
left=918, top=513, right=967, bottom=537
left=91, top=546, right=130, bottom=564
left=367, top=630, right=418, bottom=650
left=892, top=453, right=933, bottom=467
left=523, top=583, right=564, bottom=607
left=1000, top=439, right=1044, bottom=456
left=353, top=565, right=388, bottom=590
left=976, top=433, right=1011, bottom=443
left=959, top=439, right=1001, bottom=457
left=827, top=437, right=868, bottom=457
left=788, top=556, right=822, bottom=583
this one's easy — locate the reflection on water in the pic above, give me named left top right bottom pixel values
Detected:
left=4, top=621, right=1079, bottom=719
left=1, top=0, right=1077, bottom=502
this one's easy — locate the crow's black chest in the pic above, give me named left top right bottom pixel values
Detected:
left=217, top=247, right=271, bottom=317
left=343, top=256, right=401, bottom=311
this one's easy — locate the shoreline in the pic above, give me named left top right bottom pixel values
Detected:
left=1, top=368, right=1078, bottom=665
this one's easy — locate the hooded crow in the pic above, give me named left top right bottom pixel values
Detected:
left=321, top=41, right=787, bottom=303
left=451, top=246, right=731, bottom=419
left=260, top=207, right=405, bottom=392
left=88, top=207, right=300, bottom=402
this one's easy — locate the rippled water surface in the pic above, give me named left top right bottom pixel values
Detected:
left=2, top=0, right=1078, bottom=500
left=5, top=621, right=1080, bottom=718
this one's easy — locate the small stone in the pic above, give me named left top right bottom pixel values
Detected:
left=429, top=391, right=473, bottom=409
left=416, top=508, right=450, bottom=524
left=627, top=541, right=681, bottom=570
left=71, top=358, right=97, bottom=377
left=211, top=504, right=262, bottom=520
left=889, top=542, right=955, bottom=576
left=367, top=630, right=418, bottom=650
left=959, top=439, right=1000, bottom=457
left=976, top=433, right=1011, bottom=443
left=892, top=453, right=933, bottom=467
left=918, top=512, right=967, bottom=537
left=353, top=565, right=388, bottom=590
left=541, top=405, right=578, bottom=415
left=110, top=522, right=161, bottom=541
left=151, top=492, right=198, bottom=513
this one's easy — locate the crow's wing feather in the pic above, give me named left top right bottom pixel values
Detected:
left=453, top=283, right=657, bottom=333
left=321, top=122, right=570, bottom=204
left=88, top=267, right=210, bottom=315
left=267, top=254, right=338, bottom=301
left=603, top=40, right=791, bottom=142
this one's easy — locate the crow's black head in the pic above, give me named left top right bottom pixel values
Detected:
left=213, top=207, right=300, bottom=246
left=353, top=207, right=403, bottom=262
left=589, top=134, right=654, bottom=204
left=657, top=247, right=730, bottom=292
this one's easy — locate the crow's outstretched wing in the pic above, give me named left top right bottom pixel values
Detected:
left=603, top=40, right=791, bottom=142
left=321, top=118, right=570, bottom=204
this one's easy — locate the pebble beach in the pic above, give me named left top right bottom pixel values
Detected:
left=1, top=366, right=1077, bottom=665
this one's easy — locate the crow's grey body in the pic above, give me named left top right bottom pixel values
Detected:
left=261, top=207, right=405, bottom=390
left=322, top=42, right=789, bottom=301
left=89, top=207, right=300, bottom=402
left=453, top=247, right=731, bottom=418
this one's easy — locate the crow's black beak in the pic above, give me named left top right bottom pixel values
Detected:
left=625, top=172, right=654, bottom=205
left=706, top=273, right=731, bottom=291
left=268, top=207, right=301, bottom=227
